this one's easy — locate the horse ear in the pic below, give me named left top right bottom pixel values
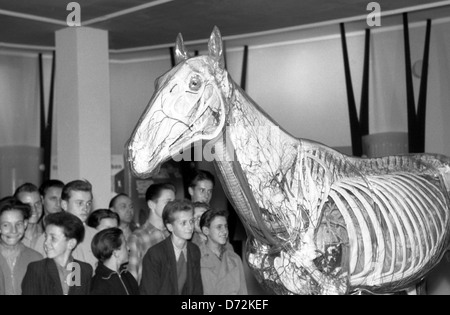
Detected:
left=208, top=26, right=225, bottom=70
left=175, top=33, right=189, bottom=65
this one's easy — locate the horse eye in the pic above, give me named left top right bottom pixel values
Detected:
left=189, top=75, right=202, bottom=91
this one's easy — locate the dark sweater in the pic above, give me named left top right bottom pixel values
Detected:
left=91, top=262, right=139, bottom=295
left=140, top=237, right=203, bottom=295
left=22, top=258, right=92, bottom=295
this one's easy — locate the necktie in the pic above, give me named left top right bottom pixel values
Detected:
left=177, top=251, right=187, bottom=294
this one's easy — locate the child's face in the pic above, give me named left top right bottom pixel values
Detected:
left=62, top=191, right=93, bottom=223
left=168, top=210, right=194, bottom=241
left=44, top=224, right=72, bottom=259
left=193, top=206, right=207, bottom=234
left=204, top=216, right=228, bottom=246
left=189, top=180, right=214, bottom=204
left=17, top=191, right=43, bottom=224
left=96, top=218, right=118, bottom=231
left=0, top=210, right=27, bottom=247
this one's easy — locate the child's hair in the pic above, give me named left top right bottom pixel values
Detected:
left=45, top=212, right=85, bottom=244
left=0, top=197, right=31, bottom=220
left=39, top=179, right=64, bottom=197
left=145, top=183, right=176, bottom=202
left=13, top=183, right=39, bottom=198
left=162, top=200, right=193, bottom=227
left=199, top=209, right=229, bottom=230
left=87, top=209, right=120, bottom=229
left=189, top=169, right=215, bottom=188
left=192, top=202, right=211, bottom=212
left=91, top=227, right=124, bottom=263
left=108, top=193, right=129, bottom=209
left=61, top=180, right=92, bottom=201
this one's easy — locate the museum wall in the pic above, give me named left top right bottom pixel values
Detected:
left=2, top=19, right=449, bottom=158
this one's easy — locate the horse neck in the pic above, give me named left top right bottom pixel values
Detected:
left=225, top=79, right=291, bottom=141
left=221, top=78, right=352, bottom=181
left=211, top=78, right=288, bottom=247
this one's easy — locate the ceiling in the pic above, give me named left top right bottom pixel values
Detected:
left=1, top=0, right=450, bottom=52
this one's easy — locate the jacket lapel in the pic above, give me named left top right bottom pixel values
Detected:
left=46, top=259, right=64, bottom=295
left=164, top=237, right=178, bottom=294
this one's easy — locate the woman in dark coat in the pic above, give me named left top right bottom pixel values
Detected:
left=90, top=227, right=139, bottom=295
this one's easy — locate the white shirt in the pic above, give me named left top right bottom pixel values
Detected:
left=171, top=238, right=187, bottom=262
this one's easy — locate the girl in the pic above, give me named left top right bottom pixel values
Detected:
left=87, top=209, right=120, bottom=231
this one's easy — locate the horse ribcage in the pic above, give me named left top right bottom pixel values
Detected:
left=328, top=172, right=449, bottom=287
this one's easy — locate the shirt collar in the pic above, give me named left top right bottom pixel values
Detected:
left=171, top=237, right=187, bottom=260
left=201, top=242, right=227, bottom=261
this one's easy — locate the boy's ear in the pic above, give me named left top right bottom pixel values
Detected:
left=166, top=222, right=174, bottom=233
left=24, top=219, right=29, bottom=230
left=61, top=200, right=68, bottom=211
left=188, top=187, right=194, bottom=198
left=67, top=238, right=77, bottom=251
left=202, top=226, right=209, bottom=236
left=147, top=200, right=156, bottom=211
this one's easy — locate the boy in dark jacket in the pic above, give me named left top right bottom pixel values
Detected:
left=90, top=227, right=139, bottom=295
left=22, top=212, right=92, bottom=295
left=140, top=200, right=203, bottom=295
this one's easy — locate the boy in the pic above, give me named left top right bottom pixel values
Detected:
left=191, top=202, right=210, bottom=247
left=34, top=180, right=97, bottom=268
left=199, top=209, right=247, bottom=295
left=22, top=212, right=93, bottom=295
left=140, top=200, right=203, bottom=295
left=188, top=170, right=215, bottom=204
left=127, top=183, right=175, bottom=282
left=14, top=183, right=44, bottom=248
left=0, top=198, right=42, bottom=295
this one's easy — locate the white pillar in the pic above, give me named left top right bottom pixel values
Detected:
left=55, top=27, right=111, bottom=209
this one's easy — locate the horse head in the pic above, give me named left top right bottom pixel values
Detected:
left=127, top=27, right=229, bottom=177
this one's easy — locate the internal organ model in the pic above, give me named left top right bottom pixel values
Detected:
left=127, top=27, right=450, bottom=295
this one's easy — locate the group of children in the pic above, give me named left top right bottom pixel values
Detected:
left=0, top=169, right=248, bottom=295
